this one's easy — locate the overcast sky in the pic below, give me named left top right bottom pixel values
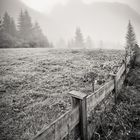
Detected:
left=21, top=0, right=140, bottom=14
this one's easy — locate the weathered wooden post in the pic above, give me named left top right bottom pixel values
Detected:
left=124, top=53, right=128, bottom=76
left=109, top=74, right=118, bottom=105
left=83, top=72, right=98, bottom=92
left=91, top=80, right=95, bottom=92
left=69, top=91, right=88, bottom=140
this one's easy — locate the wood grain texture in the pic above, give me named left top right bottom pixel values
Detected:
left=33, top=106, right=80, bottom=140
left=87, top=80, right=114, bottom=113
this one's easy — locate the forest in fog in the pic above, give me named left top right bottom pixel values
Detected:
left=0, top=10, right=52, bottom=48
left=0, top=11, right=96, bottom=49
left=0, top=0, right=140, bottom=49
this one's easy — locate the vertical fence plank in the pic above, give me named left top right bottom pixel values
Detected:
left=114, top=75, right=118, bottom=104
left=69, top=91, right=88, bottom=140
left=124, top=58, right=127, bottom=78
left=110, top=74, right=118, bottom=104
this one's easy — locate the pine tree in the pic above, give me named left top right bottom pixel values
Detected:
left=0, top=15, right=16, bottom=48
left=18, top=10, right=33, bottom=39
left=31, top=21, right=50, bottom=47
left=33, top=22, right=44, bottom=38
left=2, top=12, right=11, bottom=34
left=24, top=10, right=33, bottom=38
left=126, top=20, right=137, bottom=57
left=2, top=12, right=17, bottom=37
left=9, top=18, right=17, bottom=37
left=0, top=17, right=4, bottom=39
left=85, top=36, right=94, bottom=49
left=18, top=10, right=25, bottom=38
left=74, top=27, right=84, bottom=48
left=0, top=17, right=3, bottom=32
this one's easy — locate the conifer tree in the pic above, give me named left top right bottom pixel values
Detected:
left=0, top=14, right=16, bottom=48
left=10, top=18, right=17, bottom=37
left=24, top=10, right=33, bottom=38
left=18, top=10, right=25, bottom=38
left=31, top=21, right=50, bottom=47
left=85, top=36, right=94, bottom=49
left=0, top=17, right=4, bottom=40
left=33, top=22, right=44, bottom=38
left=74, top=27, right=84, bottom=48
left=3, top=12, right=11, bottom=34
left=0, top=10, right=52, bottom=48
left=0, top=17, right=3, bottom=32
left=2, top=12, right=17, bottom=37
left=126, top=20, right=137, bottom=57
left=18, top=10, right=33, bottom=39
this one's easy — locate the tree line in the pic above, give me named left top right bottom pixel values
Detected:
left=69, top=20, right=139, bottom=51
left=0, top=11, right=139, bottom=50
left=67, top=27, right=94, bottom=49
left=0, top=10, right=52, bottom=48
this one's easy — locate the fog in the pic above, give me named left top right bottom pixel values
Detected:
left=1, top=0, right=140, bottom=49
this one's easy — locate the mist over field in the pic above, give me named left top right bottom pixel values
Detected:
left=0, top=0, right=140, bottom=49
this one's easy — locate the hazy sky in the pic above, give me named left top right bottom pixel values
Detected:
left=21, top=0, right=139, bottom=13
left=21, top=0, right=68, bottom=13
left=20, top=0, right=140, bottom=46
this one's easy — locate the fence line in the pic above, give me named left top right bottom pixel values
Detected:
left=87, top=79, right=114, bottom=113
left=32, top=56, right=130, bottom=140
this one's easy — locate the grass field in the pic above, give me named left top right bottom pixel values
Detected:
left=0, top=48, right=124, bottom=140
left=92, top=66, right=140, bottom=140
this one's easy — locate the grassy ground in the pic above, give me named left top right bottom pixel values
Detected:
left=0, top=48, right=124, bottom=140
left=91, top=66, right=140, bottom=140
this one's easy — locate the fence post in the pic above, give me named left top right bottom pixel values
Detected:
left=69, top=91, right=88, bottom=140
left=124, top=57, right=127, bottom=77
left=110, top=74, right=118, bottom=105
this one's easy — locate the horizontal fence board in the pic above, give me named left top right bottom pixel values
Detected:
left=87, top=80, right=114, bottom=113
left=69, top=106, right=80, bottom=130
left=55, top=111, right=70, bottom=139
left=33, top=106, right=80, bottom=140
left=33, top=122, right=55, bottom=140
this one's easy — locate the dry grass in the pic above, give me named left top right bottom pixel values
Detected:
left=91, top=66, right=140, bottom=140
left=0, top=48, right=124, bottom=140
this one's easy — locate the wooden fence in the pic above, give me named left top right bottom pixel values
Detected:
left=32, top=56, right=130, bottom=140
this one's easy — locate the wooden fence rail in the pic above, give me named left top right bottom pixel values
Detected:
left=87, top=79, right=114, bottom=113
left=32, top=56, right=130, bottom=140
left=33, top=105, right=80, bottom=140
